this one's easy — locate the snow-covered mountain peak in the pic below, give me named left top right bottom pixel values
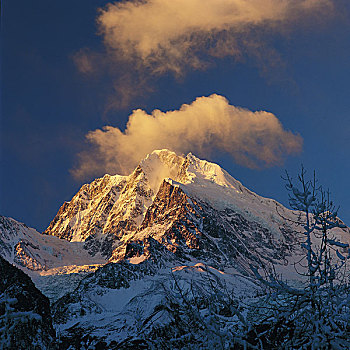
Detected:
left=139, top=149, right=186, bottom=193
left=138, top=148, right=243, bottom=192
left=44, top=149, right=288, bottom=257
left=184, top=152, right=241, bottom=191
left=44, top=149, right=346, bottom=266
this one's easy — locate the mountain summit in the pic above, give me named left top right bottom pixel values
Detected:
left=44, top=150, right=305, bottom=274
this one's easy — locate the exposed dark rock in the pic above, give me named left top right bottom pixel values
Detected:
left=110, top=180, right=295, bottom=274
left=0, top=255, right=56, bottom=349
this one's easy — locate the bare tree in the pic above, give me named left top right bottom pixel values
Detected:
left=252, top=166, right=350, bottom=349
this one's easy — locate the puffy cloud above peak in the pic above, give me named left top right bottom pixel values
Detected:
left=72, top=94, right=303, bottom=179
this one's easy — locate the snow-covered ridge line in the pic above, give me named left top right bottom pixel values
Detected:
left=0, top=215, right=105, bottom=275
left=44, top=149, right=294, bottom=249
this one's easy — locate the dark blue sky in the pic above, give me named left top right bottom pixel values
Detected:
left=1, top=0, right=350, bottom=230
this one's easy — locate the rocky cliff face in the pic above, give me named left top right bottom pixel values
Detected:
left=44, top=150, right=304, bottom=265
left=43, top=174, right=128, bottom=241
left=43, top=167, right=156, bottom=258
left=109, top=179, right=298, bottom=275
left=0, top=255, right=56, bottom=349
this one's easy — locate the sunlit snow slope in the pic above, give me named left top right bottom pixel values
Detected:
left=0, top=215, right=105, bottom=275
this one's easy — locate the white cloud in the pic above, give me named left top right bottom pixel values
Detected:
left=96, top=0, right=333, bottom=75
left=74, top=0, right=335, bottom=108
left=72, top=94, right=303, bottom=179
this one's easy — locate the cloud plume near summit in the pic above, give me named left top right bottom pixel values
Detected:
left=72, top=94, right=303, bottom=179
